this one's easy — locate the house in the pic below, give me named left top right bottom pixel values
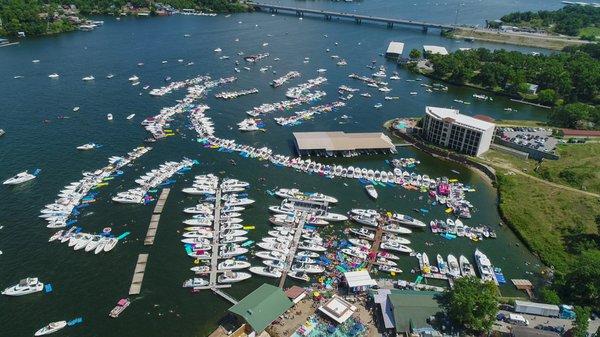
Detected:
left=228, top=284, right=293, bottom=334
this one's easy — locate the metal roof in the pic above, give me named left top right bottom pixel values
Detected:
left=423, top=45, right=449, bottom=55
left=386, top=41, right=405, bottom=55
left=426, top=106, right=495, bottom=132
left=387, top=290, right=442, bottom=333
left=228, top=284, right=293, bottom=332
left=515, top=300, right=560, bottom=310
left=293, top=132, right=395, bottom=151
left=344, top=270, right=377, bottom=288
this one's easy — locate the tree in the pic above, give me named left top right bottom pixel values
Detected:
left=409, top=49, right=421, bottom=59
left=573, top=306, right=591, bottom=337
left=441, top=276, right=499, bottom=333
left=595, top=214, right=600, bottom=235
left=539, top=287, right=561, bottom=305
left=537, top=89, right=558, bottom=105
left=563, top=249, right=600, bottom=310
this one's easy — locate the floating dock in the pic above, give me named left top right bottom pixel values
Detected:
left=129, top=254, right=149, bottom=295
left=208, top=188, right=222, bottom=286
left=278, top=212, right=308, bottom=288
left=144, top=188, right=170, bottom=246
left=367, top=223, right=384, bottom=271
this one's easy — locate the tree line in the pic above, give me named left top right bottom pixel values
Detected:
left=420, top=47, right=600, bottom=130
left=0, top=0, right=247, bottom=37
left=499, top=5, right=600, bottom=37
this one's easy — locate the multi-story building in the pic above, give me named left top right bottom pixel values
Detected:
left=421, top=106, right=495, bottom=156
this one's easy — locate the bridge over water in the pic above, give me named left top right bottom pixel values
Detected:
left=248, top=1, right=455, bottom=33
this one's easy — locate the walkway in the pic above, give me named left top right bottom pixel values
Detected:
left=367, top=221, right=384, bottom=271
left=129, top=253, right=149, bottom=295
left=145, top=188, right=170, bottom=245
left=209, top=188, right=222, bottom=286
left=278, top=212, right=307, bottom=288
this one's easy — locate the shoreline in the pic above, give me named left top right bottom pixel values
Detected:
left=452, top=27, right=588, bottom=51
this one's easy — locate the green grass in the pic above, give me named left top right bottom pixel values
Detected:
left=536, top=143, right=600, bottom=194
left=494, top=119, right=549, bottom=127
left=579, top=27, right=600, bottom=39
left=496, top=171, right=600, bottom=272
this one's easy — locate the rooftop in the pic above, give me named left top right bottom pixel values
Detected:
left=423, top=45, right=448, bottom=55
left=343, top=270, right=377, bottom=288
left=285, top=286, right=307, bottom=304
left=514, top=300, right=560, bottom=310
left=318, top=295, right=357, bottom=324
left=388, top=290, right=442, bottom=333
left=373, top=289, right=395, bottom=329
left=426, top=106, right=495, bottom=131
left=293, top=131, right=395, bottom=151
left=386, top=41, right=405, bottom=55
left=512, top=326, right=561, bottom=337
left=561, top=128, right=600, bottom=137
left=228, top=284, right=293, bottom=332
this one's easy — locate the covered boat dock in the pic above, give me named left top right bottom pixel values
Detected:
left=293, top=131, right=395, bottom=157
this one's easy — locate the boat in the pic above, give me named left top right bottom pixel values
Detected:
left=106, top=74, right=114, bottom=79
left=437, top=254, right=449, bottom=274
left=459, top=255, right=476, bottom=277
left=474, top=249, right=498, bottom=284
left=380, top=241, right=412, bottom=254
left=288, top=271, right=310, bottom=282
left=3, top=171, right=37, bottom=185
left=249, top=266, right=282, bottom=278
left=109, top=298, right=130, bottom=318
left=128, top=75, right=139, bottom=82
left=34, top=321, right=67, bottom=336
left=365, top=185, right=378, bottom=199
left=378, top=265, right=403, bottom=274
left=218, top=271, right=251, bottom=283
left=82, top=75, right=95, bottom=81
left=190, top=266, right=210, bottom=274
left=381, top=224, right=412, bottom=235
left=447, top=254, right=460, bottom=277
left=126, top=114, right=136, bottom=120
left=183, top=278, right=209, bottom=288
left=73, top=106, right=80, bottom=112
left=107, top=114, right=113, bottom=121
left=76, top=143, right=97, bottom=151
left=2, top=278, right=44, bottom=296
left=291, top=263, right=325, bottom=274
left=218, top=259, right=251, bottom=270
left=389, top=214, right=426, bottom=228
left=254, top=250, right=286, bottom=261
left=48, top=73, right=59, bottom=79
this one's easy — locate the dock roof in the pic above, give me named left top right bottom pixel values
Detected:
left=344, top=270, right=377, bottom=288
left=386, top=41, right=405, bottom=55
left=228, top=284, right=293, bottom=332
left=423, top=45, right=449, bottom=55
left=387, top=290, right=442, bottom=333
left=293, top=131, right=394, bottom=152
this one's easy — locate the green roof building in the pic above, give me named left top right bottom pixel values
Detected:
left=228, top=284, right=293, bottom=333
left=387, top=290, right=443, bottom=335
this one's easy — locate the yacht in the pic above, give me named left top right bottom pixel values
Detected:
left=2, top=278, right=44, bottom=296
left=183, top=278, right=209, bottom=288
left=447, top=254, right=461, bottom=277
left=48, top=73, right=59, bottom=79
left=381, top=224, right=412, bottom=235
left=389, top=214, right=426, bottom=228
left=380, top=241, right=412, bottom=254
left=459, top=255, right=476, bottom=277
left=291, top=263, right=325, bottom=274
left=249, top=266, right=282, bottom=278
left=73, top=106, right=80, bottom=112
left=288, top=271, right=310, bottom=282
left=254, top=250, right=286, bottom=261
left=218, top=259, right=251, bottom=270
left=34, top=321, right=67, bottom=336
left=3, top=171, right=37, bottom=185
left=474, top=249, right=498, bottom=284
left=365, top=185, right=378, bottom=199
left=82, top=75, right=95, bottom=81
left=218, top=271, right=251, bottom=283
left=77, top=143, right=96, bottom=151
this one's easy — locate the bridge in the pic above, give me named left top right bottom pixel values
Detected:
left=248, top=2, right=455, bottom=32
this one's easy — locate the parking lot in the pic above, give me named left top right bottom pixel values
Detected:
left=497, top=127, right=558, bottom=154
left=494, top=310, right=600, bottom=335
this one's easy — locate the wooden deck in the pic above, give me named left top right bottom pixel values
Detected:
left=367, top=223, right=384, bottom=271
left=144, top=188, right=170, bottom=246
left=278, top=213, right=307, bottom=288
left=208, top=189, right=222, bottom=286
left=153, top=188, right=170, bottom=214
left=129, top=254, right=149, bottom=295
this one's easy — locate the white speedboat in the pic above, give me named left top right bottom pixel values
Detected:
left=82, top=75, right=95, bottom=81
left=291, top=263, right=324, bottom=274
left=190, top=266, right=210, bottom=274
left=77, top=143, right=96, bottom=151
left=3, top=171, right=36, bottom=185
left=128, top=75, right=139, bottom=82
left=183, top=278, right=208, bottom=288
left=389, top=214, right=426, bottom=228
left=218, top=259, right=251, bottom=270
left=107, top=114, right=113, bottom=121
left=254, top=250, right=286, bottom=261
left=288, top=271, right=310, bottom=282
left=380, top=241, right=412, bottom=254
left=34, top=321, right=67, bottom=336
left=341, top=247, right=367, bottom=259
left=183, top=218, right=212, bottom=226
left=256, top=242, right=289, bottom=254
left=48, top=73, right=59, bottom=79
left=383, top=235, right=411, bottom=245
left=249, top=266, right=282, bottom=278
left=296, top=251, right=320, bottom=259
left=219, top=245, right=248, bottom=258
left=126, top=114, right=135, bottom=120
left=263, top=259, right=287, bottom=269
left=381, top=224, right=412, bottom=235
left=2, top=278, right=44, bottom=296
left=365, top=184, right=378, bottom=199
left=218, top=271, right=251, bottom=283
left=74, top=234, right=93, bottom=250
left=84, top=235, right=102, bottom=252
left=94, top=237, right=110, bottom=254
left=459, top=255, right=476, bottom=277
left=474, top=249, right=497, bottom=284
left=447, top=254, right=461, bottom=278
left=298, top=241, right=326, bottom=252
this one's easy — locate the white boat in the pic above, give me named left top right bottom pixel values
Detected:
left=254, top=250, right=286, bottom=261
left=447, top=254, right=461, bottom=277
left=77, top=143, right=96, bottom=151
left=48, top=73, right=59, bottom=79
left=459, top=255, right=476, bottom=277
left=84, top=235, right=102, bottom=252
left=378, top=265, right=403, bottom=274
left=256, top=242, right=289, bottom=254
left=128, top=75, right=139, bottom=82
left=298, top=241, right=326, bottom=252
left=190, top=266, right=210, bottom=274
left=3, top=171, right=36, bottom=185
left=74, top=234, right=93, bottom=250
left=341, top=247, right=367, bottom=259
left=380, top=241, right=412, bottom=254
left=183, top=278, right=208, bottom=288
left=103, top=238, right=117, bottom=254
left=107, top=114, right=113, bottom=121
left=383, top=234, right=411, bottom=245
left=249, top=266, right=282, bottom=278
left=348, top=238, right=371, bottom=249
left=94, top=237, right=109, bottom=254
left=296, top=251, right=320, bottom=259
left=350, top=214, right=379, bottom=227
left=381, top=224, right=412, bottom=235
left=106, top=74, right=114, bottom=79
left=82, top=75, right=95, bottom=81
left=389, top=214, right=426, bottom=228
left=474, top=249, right=497, bottom=284
left=365, top=185, right=378, bottom=199
left=2, top=278, right=44, bottom=296
left=218, top=259, right=251, bottom=270
left=348, top=227, right=375, bottom=240
left=288, top=271, right=310, bottom=282
left=73, top=106, right=80, bottom=112
left=219, top=245, right=248, bottom=258
left=34, top=321, right=67, bottom=336
left=183, top=218, right=212, bottom=226
left=218, top=271, right=251, bottom=283
left=126, top=114, right=136, bottom=120
left=263, top=259, right=288, bottom=269
left=291, top=263, right=325, bottom=274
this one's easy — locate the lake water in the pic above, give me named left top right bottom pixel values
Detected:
left=0, top=1, right=559, bottom=336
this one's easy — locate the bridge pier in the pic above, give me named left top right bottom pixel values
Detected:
left=422, top=26, right=428, bottom=33
left=387, top=22, right=393, bottom=29
left=296, top=10, right=304, bottom=16
left=355, top=18, right=361, bottom=24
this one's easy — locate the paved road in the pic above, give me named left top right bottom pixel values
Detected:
left=495, top=310, right=600, bottom=335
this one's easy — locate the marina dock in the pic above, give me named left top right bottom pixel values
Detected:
left=367, top=224, right=384, bottom=271
left=278, top=212, right=308, bottom=288
left=209, top=188, right=222, bottom=286
left=144, top=188, right=170, bottom=245
left=129, top=253, right=149, bottom=295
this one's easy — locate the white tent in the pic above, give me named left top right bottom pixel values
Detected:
left=344, top=270, right=377, bottom=288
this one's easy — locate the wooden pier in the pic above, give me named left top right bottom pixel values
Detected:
left=208, top=188, right=222, bottom=286
left=129, top=254, right=149, bottom=295
left=367, top=224, right=384, bottom=271
left=278, top=212, right=307, bottom=288
left=144, top=188, right=170, bottom=246
left=213, top=288, right=238, bottom=304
